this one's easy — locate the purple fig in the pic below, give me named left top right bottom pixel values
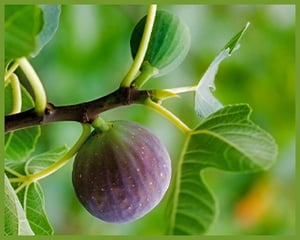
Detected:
left=72, top=120, right=171, bottom=223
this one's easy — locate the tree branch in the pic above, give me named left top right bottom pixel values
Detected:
left=5, top=87, right=151, bottom=133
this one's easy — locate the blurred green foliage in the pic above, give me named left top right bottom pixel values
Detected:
left=30, top=5, right=295, bottom=235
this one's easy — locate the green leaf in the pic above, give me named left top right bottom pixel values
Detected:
left=194, top=22, right=250, bottom=118
left=5, top=5, right=61, bottom=63
left=192, top=104, right=277, bottom=171
left=5, top=5, right=43, bottom=62
left=32, top=5, right=61, bottom=57
left=168, top=168, right=215, bottom=235
left=168, top=104, right=277, bottom=235
left=4, top=175, right=34, bottom=236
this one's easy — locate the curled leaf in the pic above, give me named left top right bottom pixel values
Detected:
left=194, top=22, right=250, bottom=119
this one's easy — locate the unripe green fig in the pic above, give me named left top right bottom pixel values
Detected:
left=130, top=10, right=191, bottom=77
left=72, top=120, right=171, bottom=223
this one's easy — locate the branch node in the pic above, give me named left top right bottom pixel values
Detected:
left=45, top=102, right=55, bottom=115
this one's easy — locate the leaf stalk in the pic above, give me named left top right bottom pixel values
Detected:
left=144, top=98, right=191, bottom=134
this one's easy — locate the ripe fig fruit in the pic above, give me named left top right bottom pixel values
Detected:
left=72, top=120, right=171, bottom=223
left=130, top=10, right=191, bottom=77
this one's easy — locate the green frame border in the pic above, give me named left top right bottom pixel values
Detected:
left=1, top=1, right=298, bottom=239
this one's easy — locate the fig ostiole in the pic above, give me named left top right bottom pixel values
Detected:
left=72, top=120, right=171, bottom=223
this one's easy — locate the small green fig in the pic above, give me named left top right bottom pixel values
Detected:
left=130, top=10, right=191, bottom=77
left=72, top=120, right=171, bottom=223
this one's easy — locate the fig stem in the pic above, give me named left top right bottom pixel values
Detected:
left=17, top=57, right=47, bottom=116
left=120, top=4, right=157, bottom=87
left=132, top=61, right=159, bottom=88
left=92, top=116, right=111, bottom=132
left=144, top=98, right=191, bottom=134
left=8, top=124, right=91, bottom=188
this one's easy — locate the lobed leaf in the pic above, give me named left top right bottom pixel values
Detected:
left=168, top=167, right=215, bottom=235
left=168, top=104, right=277, bottom=235
left=192, top=104, right=277, bottom=171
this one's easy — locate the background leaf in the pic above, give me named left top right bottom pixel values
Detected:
left=168, top=104, right=277, bottom=234
left=5, top=4, right=61, bottom=63
left=5, top=5, right=43, bottom=63
left=4, top=175, right=34, bottom=236
left=32, top=5, right=61, bottom=57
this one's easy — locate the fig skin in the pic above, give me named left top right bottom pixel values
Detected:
left=72, top=120, right=171, bottom=223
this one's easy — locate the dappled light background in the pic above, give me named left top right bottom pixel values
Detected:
left=30, top=5, right=295, bottom=235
